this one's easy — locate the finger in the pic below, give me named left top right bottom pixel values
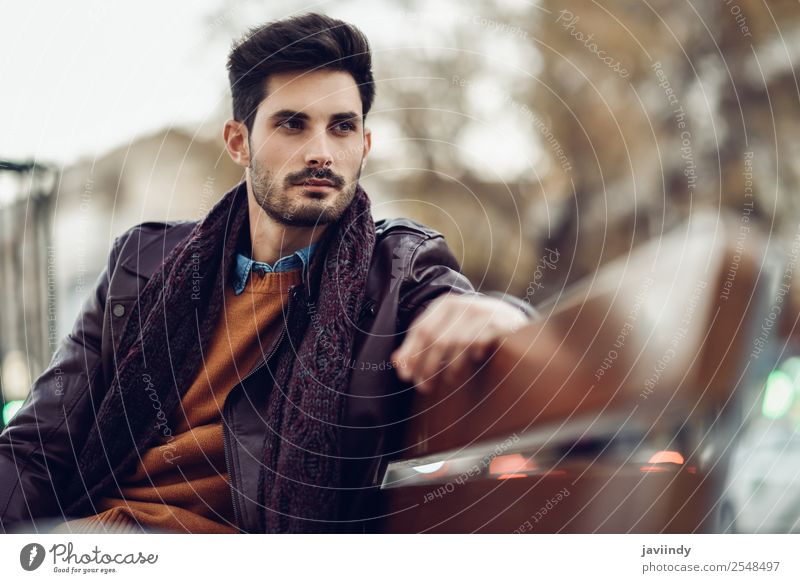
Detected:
left=439, top=345, right=474, bottom=389
left=413, top=311, right=481, bottom=388
left=415, top=341, right=459, bottom=393
left=414, top=325, right=479, bottom=392
left=439, top=324, right=494, bottom=386
left=467, top=333, right=497, bottom=363
left=392, top=356, right=412, bottom=382
left=390, top=345, right=411, bottom=381
left=409, top=330, right=450, bottom=392
left=394, top=295, right=474, bottom=387
left=393, top=303, right=453, bottom=380
left=391, top=326, right=428, bottom=380
left=391, top=316, right=430, bottom=376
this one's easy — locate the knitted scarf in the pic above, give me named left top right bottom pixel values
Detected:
left=64, top=180, right=375, bottom=533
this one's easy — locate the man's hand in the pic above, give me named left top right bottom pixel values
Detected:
left=391, top=293, right=530, bottom=393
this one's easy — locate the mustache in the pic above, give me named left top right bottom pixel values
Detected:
left=285, top=167, right=346, bottom=189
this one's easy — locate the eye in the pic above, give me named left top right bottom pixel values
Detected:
left=277, top=118, right=303, bottom=131
left=331, top=121, right=356, bottom=135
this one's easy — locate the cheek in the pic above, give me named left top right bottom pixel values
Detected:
left=333, top=136, right=363, bottom=164
left=252, top=134, right=293, bottom=163
left=256, top=149, right=298, bottom=180
left=339, top=151, right=364, bottom=174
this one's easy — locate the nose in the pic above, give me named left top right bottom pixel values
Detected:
left=303, top=130, right=334, bottom=169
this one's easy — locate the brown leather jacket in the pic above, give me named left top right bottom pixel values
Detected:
left=0, top=216, right=532, bottom=533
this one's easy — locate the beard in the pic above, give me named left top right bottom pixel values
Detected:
left=249, top=158, right=361, bottom=227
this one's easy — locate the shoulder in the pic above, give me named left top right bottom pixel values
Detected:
left=375, top=217, right=444, bottom=241
left=372, top=217, right=462, bottom=273
left=113, top=220, right=198, bottom=278
left=117, top=219, right=198, bottom=242
left=374, top=218, right=449, bottom=260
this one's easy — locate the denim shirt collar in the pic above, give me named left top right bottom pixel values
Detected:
left=231, top=241, right=318, bottom=295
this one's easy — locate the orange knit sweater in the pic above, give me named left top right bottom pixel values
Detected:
left=51, top=269, right=301, bottom=534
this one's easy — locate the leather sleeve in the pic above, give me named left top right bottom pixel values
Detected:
left=397, top=235, right=537, bottom=330
left=0, top=234, right=123, bottom=533
left=397, top=235, right=477, bottom=330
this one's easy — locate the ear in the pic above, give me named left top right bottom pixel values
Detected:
left=361, top=126, right=372, bottom=169
left=223, top=119, right=250, bottom=168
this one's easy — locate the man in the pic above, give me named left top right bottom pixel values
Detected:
left=0, top=13, right=532, bottom=534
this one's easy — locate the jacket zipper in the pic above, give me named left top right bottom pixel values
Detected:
left=221, top=395, right=242, bottom=530
left=222, top=284, right=300, bottom=533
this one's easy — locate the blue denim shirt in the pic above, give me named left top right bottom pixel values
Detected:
left=231, top=242, right=318, bottom=295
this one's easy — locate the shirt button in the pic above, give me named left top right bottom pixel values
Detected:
left=112, top=304, right=126, bottom=317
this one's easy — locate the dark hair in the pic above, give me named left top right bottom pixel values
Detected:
left=227, top=13, right=375, bottom=133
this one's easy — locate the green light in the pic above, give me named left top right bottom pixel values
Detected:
left=780, top=357, right=800, bottom=384
left=2, top=400, right=25, bottom=425
left=762, top=370, right=795, bottom=419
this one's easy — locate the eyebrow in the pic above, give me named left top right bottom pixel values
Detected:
left=269, top=109, right=361, bottom=125
left=329, top=111, right=360, bottom=125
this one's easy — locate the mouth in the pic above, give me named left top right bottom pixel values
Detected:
left=297, top=179, right=336, bottom=189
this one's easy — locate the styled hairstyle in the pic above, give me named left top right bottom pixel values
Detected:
left=226, top=13, right=375, bottom=133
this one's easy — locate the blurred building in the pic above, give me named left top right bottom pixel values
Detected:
left=0, top=161, right=57, bottom=425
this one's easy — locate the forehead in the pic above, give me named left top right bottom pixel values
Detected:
left=260, top=69, right=363, bottom=117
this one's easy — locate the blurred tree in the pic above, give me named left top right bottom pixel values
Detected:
left=532, top=0, right=800, bottom=293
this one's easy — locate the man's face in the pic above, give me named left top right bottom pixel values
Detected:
left=245, top=69, right=371, bottom=227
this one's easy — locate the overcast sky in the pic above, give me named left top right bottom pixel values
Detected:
left=0, top=0, right=539, bottom=179
left=0, top=0, right=237, bottom=165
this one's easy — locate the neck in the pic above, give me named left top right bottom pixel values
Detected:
left=246, top=187, right=328, bottom=264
